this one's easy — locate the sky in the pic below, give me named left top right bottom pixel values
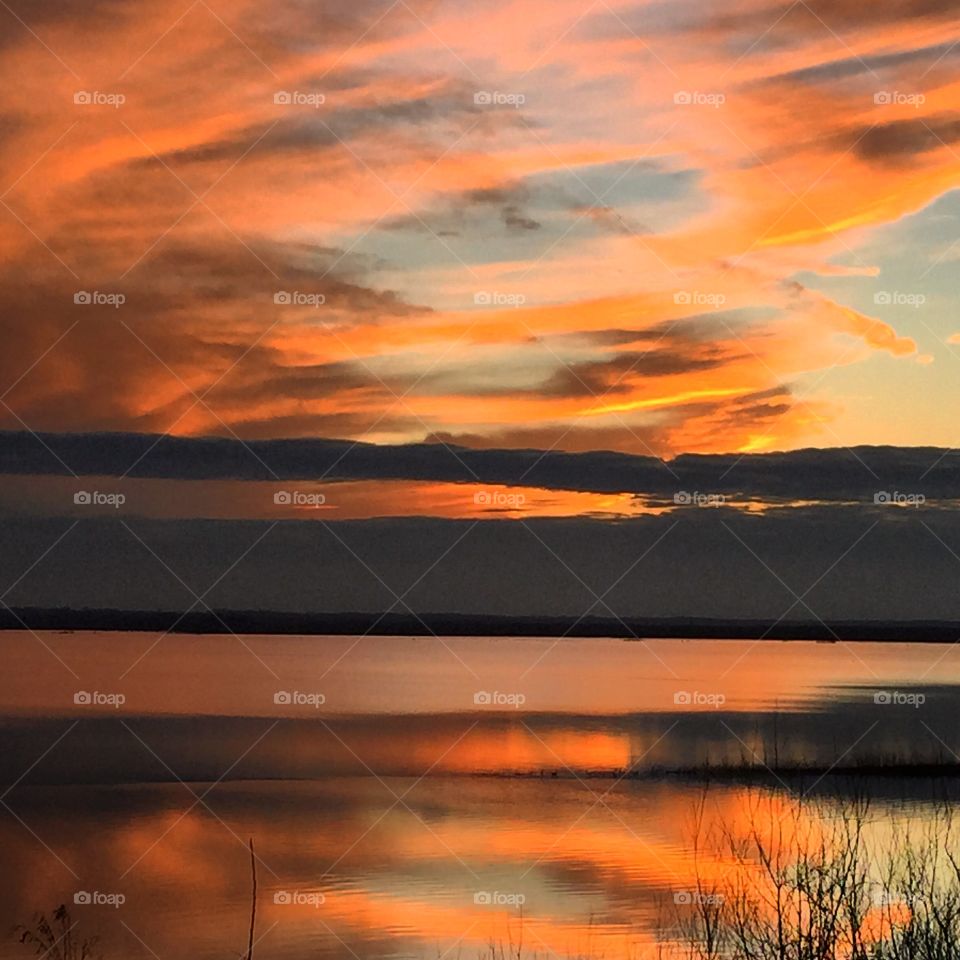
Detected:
left=0, top=0, right=959, bottom=458
left=2, top=0, right=960, bottom=620
left=5, top=12, right=960, bottom=959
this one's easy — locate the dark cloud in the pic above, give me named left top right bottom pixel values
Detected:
left=769, top=0, right=956, bottom=28
left=379, top=181, right=544, bottom=236
left=126, top=238, right=418, bottom=312
left=541, top=311, right=771, bottom=352
left=853, top=115, right=960, bottom=165
left=395, top=339, right=738, bottom=401
left=757, top=38, right=960, bottom=87
left=425, top=423, right=674, bottom=455
left=0, top=0, right=135, bottom=44
left=0, top=0, right=426, bottom=63
left=502, top=205, right=541, bottom=231
left=3, top=430, right=960, bottom=501
left=0, top=235, right=427, bottom=435
left=695, top=0, right=958, bottom=51
left=722, top=385, right=793, bottom=422
left=533, top=347, right=732, bottom=398
left=136, top=89, right=493, bottom=171
left=574, top=204, right=651, bottom=237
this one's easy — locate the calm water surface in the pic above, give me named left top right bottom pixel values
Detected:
left=2, top=633, right=959, bottom=959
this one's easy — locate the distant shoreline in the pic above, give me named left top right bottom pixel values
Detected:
left=2, top=607, right=959, bottom=642
left=475, top=763, right=960, bottom=780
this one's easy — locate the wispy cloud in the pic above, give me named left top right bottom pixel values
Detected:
left=0, top=0, right=956, bottom=454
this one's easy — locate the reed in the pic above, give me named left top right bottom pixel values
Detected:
left=665, top=788, right=960, bottom=960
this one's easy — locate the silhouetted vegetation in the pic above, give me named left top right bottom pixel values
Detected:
left=16, top=905, right=100, bottom=960
left=668, top=788, right=960, bottom=960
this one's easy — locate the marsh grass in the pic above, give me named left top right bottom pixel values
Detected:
left=466, top=788, right=960, bottom=960
left=15, top=796, right=960, bottom=960
left=16, top=905, right=100, bottom=960
left=667, top=787, right=960, bottom=960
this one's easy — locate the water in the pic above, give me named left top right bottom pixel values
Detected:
left=2, top=633, right=959, bottom=959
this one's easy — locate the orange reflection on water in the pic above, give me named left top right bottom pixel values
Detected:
left=0, top=778, right=951, bottom=960
left=7, top=472, right=919, bottom=523
left=436, top=727, right=632, bottom=774
left=2, top=474, right=670, bottom=520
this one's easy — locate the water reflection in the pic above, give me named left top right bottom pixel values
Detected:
left=3, top=778, right=959, bottom=960
left=3, top=634, right=960, bottom=959
left=2, top=692, right=959, bottom=786
left=4, top=633, right=959, bottom=719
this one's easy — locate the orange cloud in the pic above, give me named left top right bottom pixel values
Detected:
left=0, top=0, right=953, bottom=457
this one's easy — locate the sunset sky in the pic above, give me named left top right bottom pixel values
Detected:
left=3, top=0, right=960, bottom=624
left=2, top=0, right=959, bottom=458
left=7, top=11, right=960, bottom=960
